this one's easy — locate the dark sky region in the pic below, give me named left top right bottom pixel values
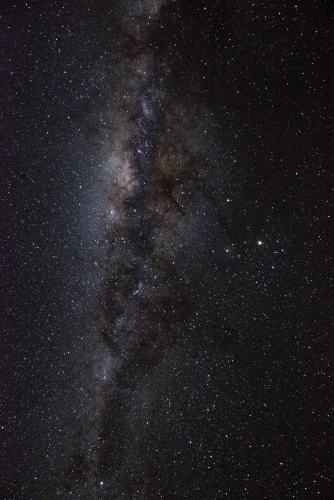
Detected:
left=1, top=1, right=333, bottom=498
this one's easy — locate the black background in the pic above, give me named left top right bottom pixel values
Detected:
left=1, top=1, right=333, bottom=498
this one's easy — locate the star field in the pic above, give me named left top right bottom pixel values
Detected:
left=1, top=1, right=333, bottom=499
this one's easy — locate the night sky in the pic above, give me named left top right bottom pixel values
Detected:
left=1, top=1, right=333, bottom=499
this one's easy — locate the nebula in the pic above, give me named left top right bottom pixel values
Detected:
left=55, top=2, right=236, bottom=497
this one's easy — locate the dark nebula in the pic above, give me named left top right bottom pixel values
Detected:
left=2, top=1, right=333, bottom=499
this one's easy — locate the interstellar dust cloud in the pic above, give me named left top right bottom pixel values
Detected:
left=60, top=2, right=234, bottom=497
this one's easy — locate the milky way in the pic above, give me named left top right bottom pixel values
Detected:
left=2, top=1, right=332, bottom=499
left=64, top=3, right=238, bottom=496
